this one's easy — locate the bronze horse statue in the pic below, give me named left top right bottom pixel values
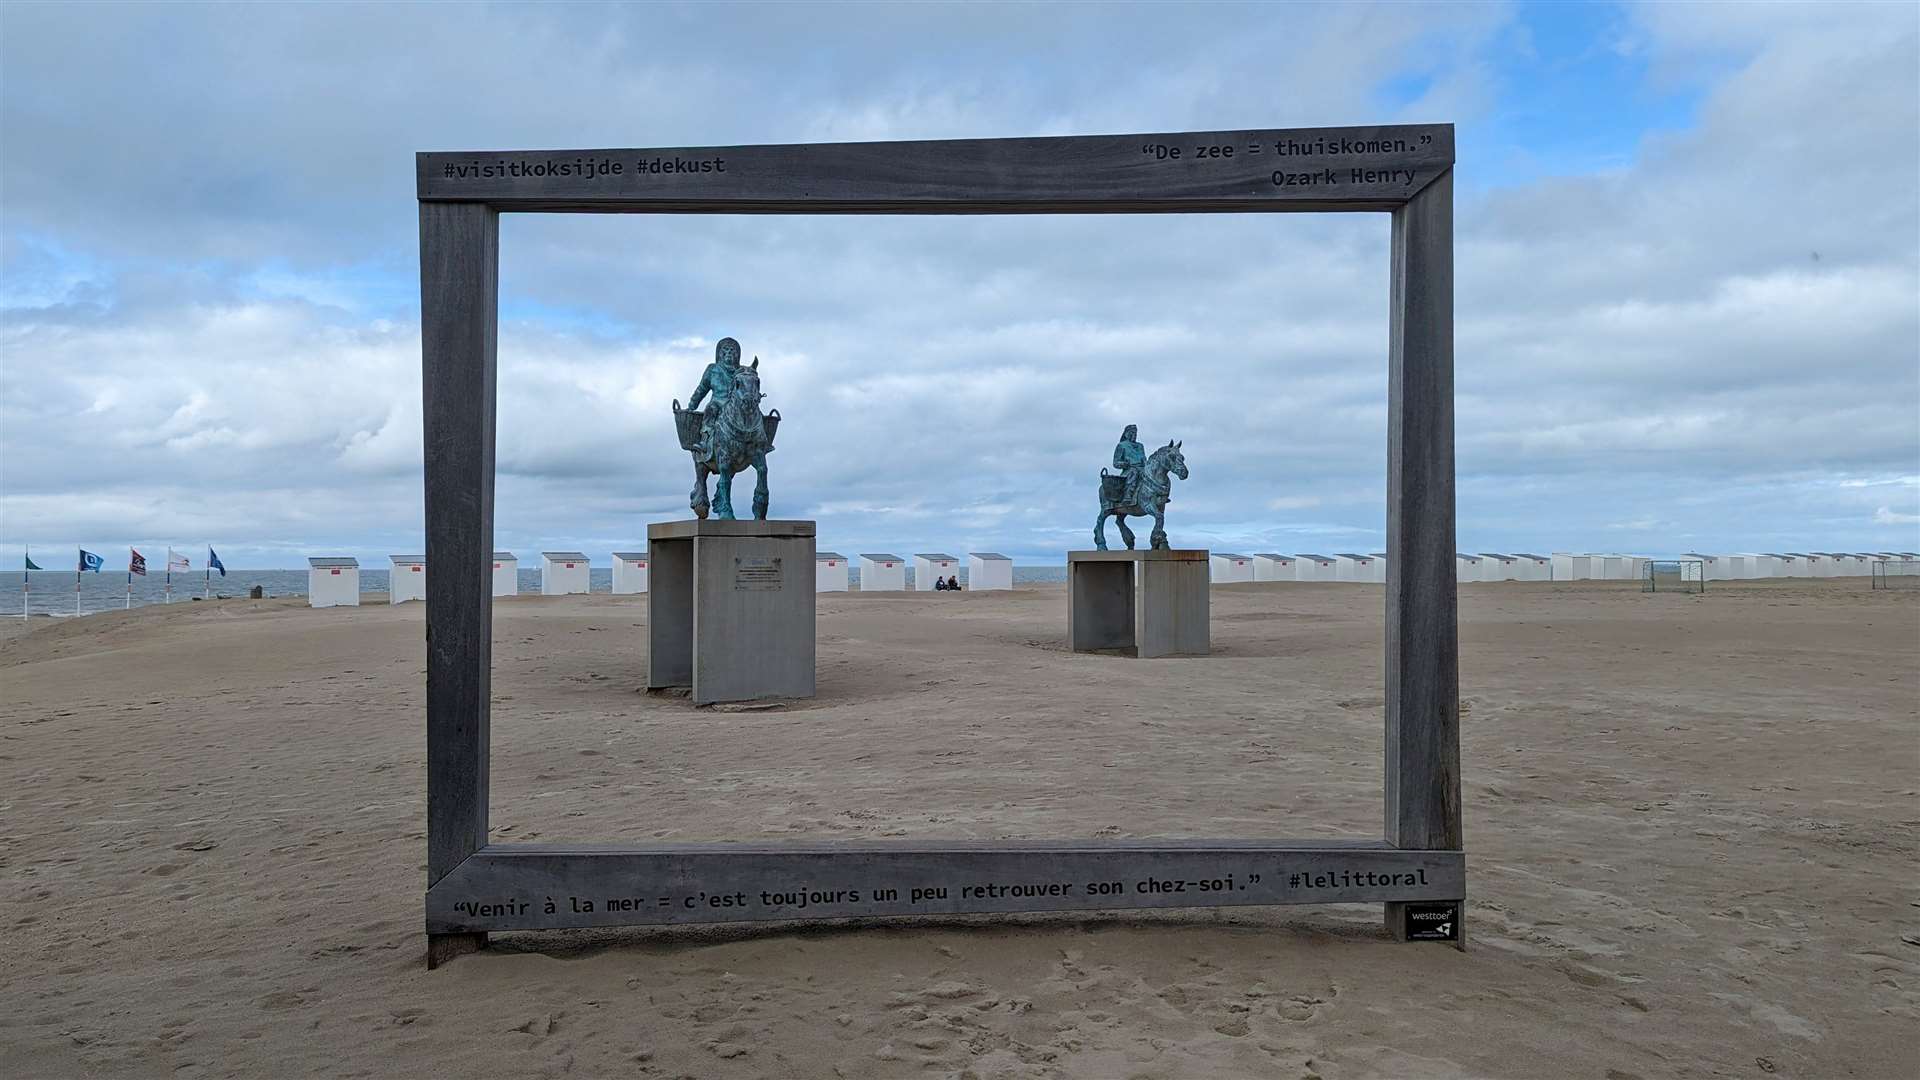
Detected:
left=674, top=353, right=778, bottom=520
left=1095, top=439, right=1188, bottom=550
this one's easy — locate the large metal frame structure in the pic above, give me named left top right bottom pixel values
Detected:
left=416, top=125, right=1462, bottom=965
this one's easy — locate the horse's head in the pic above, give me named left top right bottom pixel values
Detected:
left=729, top=358, right=763, bottom=413
left=1154, top=439, right=1188, bottom=481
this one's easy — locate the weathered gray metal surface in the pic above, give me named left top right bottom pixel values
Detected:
left=426, top=840, right=1466, bottom=933
left=646, top=538, right=694, bottom=690
left=648, top=519, right=815, bottom=704
left=1384, top=171, right=1459, bottom=854
left=417, top=125, right=1453, bottom=213
left=1136, top=556, right=1210, bottom=657
left=1068, top=559, right=1133, bottom=652
left=1068, top=550, right=1209, bottom=657
left=418, top=124, right=1461, bottom=959
left=650, top=519, right=815, bottom=540
left=1384, top=171, right=1461, bottom=939
left=421, top=202, right=497, bottom=889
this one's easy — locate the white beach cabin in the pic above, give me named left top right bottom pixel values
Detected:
left=611, top=552, right=649, bottom=594
left=1294, top=554, right=1339, bottom=581
left=1333, top=553, right=1378, bottom=583
left=389, top=555, right=427, bottom=604
left=1477, top=553, right=1518, bottom=581
left=967, top=553, right=1013, bottom=591
left=541, top=552, right=590, bottom=596
left=307, top=557, right=360, bottom=608
left=1455, top=553, right=1483, bottom=582
left=1856, top=552, right=1896, bottom=574
left=1251, top=553, right=1297, bottom=581
left=913, top=553, right=960, bottom=591
left=859, top=554, right=906, bottom=592
left=1511, top=553, right=1552, bottom=581
left=815, top=552, right=849, bottom=592
left=1550, top=552, right=1592, bottom=581
left=491, top=551, right=517, bottom=597
left=1369, top=552, right=1390, bottom=583
left=1680, top=553, right=1727, bottom=581
left=1210, top=553, right=1255, bottom=583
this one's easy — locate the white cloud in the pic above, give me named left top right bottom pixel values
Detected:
left=0, top=2, right=1915, bottom=565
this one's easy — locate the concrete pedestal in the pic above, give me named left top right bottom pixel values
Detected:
left=1067, top=549, right=1209, bottom=658
left=648, top=519, right=816, bottom=704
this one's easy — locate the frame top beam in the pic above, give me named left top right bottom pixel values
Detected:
left=417, top=124, right=1452, bottom=214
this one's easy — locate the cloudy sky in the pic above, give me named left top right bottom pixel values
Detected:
left=2, top=1, right=1915, bottom=568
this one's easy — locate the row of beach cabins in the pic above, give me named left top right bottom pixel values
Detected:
left=1208, top=550, right=1917, bottom=583
left=304, top=551, right=1014, bottom=607
left=303, top=549, right=1918, bottom=608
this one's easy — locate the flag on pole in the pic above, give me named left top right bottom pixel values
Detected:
left=168, top=549, right=190, bottom=572
left=129, top=549, right=147, bottom=576
left=79, top=549, right=104, bottom=572
left=208, top=547, right=226, bottom=576
left=25, top=551, right=42, bottom=571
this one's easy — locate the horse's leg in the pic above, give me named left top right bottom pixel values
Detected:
left=1116, top=512, right=1137, bottom=550
left=1093, top=509, right=1110, bottom=550
left=1150, top=506, right=1168, bottom=550
left=690, top=460, right=710, bottom=519
left=751, top=453, right=769, bottom=521
left=714, top=466, right=736, bottom=520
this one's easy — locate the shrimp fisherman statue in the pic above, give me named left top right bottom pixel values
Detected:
left=673, top=337, right=780, bottom=519
left=1095, top=424, right=1188, bottom=550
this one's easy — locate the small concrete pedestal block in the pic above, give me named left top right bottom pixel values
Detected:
left=647, top=519, right=816, bottom=704
left=1067, top=549, right=1209, bottom=658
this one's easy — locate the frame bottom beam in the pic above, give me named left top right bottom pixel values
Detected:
left=426, top=840, right=1463, bottom=934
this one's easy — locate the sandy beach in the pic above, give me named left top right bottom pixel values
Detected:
left=1, top=579, right=1914, bottom=1078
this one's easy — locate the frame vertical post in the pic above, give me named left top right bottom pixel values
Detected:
left=421, top=201, right=498, bottom=967
left=1383, top=170, right=1462, bottom=942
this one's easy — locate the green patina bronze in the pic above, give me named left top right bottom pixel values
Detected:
left=674, top=337, right=779, bottom=519
left=1095, top=424, right=1188, bottom=550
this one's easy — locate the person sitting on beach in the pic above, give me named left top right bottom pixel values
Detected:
left=933, top=576, right=947, bottom=590
left=947, top=575, right=962, bottom=591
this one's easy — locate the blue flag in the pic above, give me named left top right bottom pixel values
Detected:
left=208, top=547, right=226, bottom=577
left=25, top=549, right=41, bottom=572
left=79, top=549, right=104, bottom=573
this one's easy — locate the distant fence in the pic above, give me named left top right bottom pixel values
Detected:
left=1870, top=560, right=1920, bottom=590
left=1644, top=559, right=1706, bottom=594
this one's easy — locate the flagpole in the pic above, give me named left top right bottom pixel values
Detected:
left=75, top=560, right=82, bottom=616
left=125, top=565, right=132, bottom=610
left=21, top=548, right=28, bottom=622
